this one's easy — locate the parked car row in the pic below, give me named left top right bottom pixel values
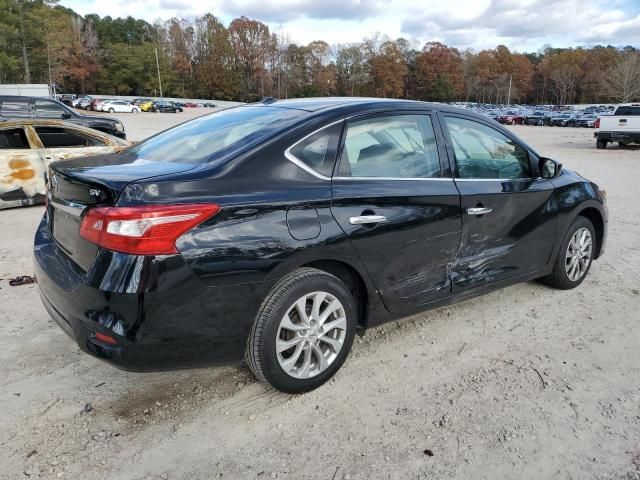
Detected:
left=66, top=95, right=215, bottom=113
left=455, top=103, right=615, bottom=129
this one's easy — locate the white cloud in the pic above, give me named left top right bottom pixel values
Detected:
left=61, top=0, right=640, bottom=51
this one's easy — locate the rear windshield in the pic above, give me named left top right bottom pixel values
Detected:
left=128, top=106, right=305, bottom=163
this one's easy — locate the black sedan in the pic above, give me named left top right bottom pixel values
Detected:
left=152, top=101, right=183, bottom=113
left=0, top=95, right=126, bottom=138
left=35, top=98, right=608, bottom=393
left=550, top=113, right=578, bottom=127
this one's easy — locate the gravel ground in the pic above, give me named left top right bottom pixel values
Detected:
left=0, top=120, right=639, bottom=480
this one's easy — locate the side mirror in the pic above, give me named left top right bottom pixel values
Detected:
left=61, top=111, right=72, bottom=119
left=540, top=157, right=562, bottom=179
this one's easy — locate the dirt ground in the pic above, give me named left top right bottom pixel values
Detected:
left=1, top=119, right=639, bottom=480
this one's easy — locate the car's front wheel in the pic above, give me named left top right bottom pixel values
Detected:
left=109, top=108, right=115, bottom=113
left=246, top=268, right=356, bottom=393
left=541, top=216, right=595, bottom=290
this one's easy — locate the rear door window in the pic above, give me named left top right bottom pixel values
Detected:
left=337, top=114, right=442, bottom=178
left=34, top=126, right=106, bottom=148
left=0, top=128, right=30, bottom=149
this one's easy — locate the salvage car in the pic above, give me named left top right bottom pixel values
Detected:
left=0, top=96, right=126, bottom=138
left=101, top=100, right=141, bottom=113
left=151, top=101, right=183, bottom=113
left=0, top=119, right=128, bottom=209
left=523, top=111, right=547, bottom=126
left=575, top=113, right=598, bottom=128
left=550, top=113, right=577, bottom=127
left=35, top=98, right=608, bottom=393
left=497, top=111, right=524, bottom=125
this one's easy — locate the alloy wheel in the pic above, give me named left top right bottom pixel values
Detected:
left=276, top=291, right=347, bottom=379
left=565, top=227, right=592, bottom=281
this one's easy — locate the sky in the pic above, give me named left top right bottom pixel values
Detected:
left=60, top=0, right=640, bottom=52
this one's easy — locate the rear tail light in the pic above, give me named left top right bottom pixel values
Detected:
left=94, top=332, right=118, bottom=345
left=594, top=117, right=600, bottom=129
left=80, top=204, right=220, bottom=255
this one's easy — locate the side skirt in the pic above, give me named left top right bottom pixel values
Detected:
left=364, top=266, right=552, bottom=330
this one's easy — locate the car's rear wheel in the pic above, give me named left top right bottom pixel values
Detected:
left=109, top=108, right=115, bottom=113
left=541, top=216, right=595, bottom=290
left=132, top=108, right=139, bottom=113
left=596, top=139, right=608, bottom=149
left=246, top=268, right=356, bottom=393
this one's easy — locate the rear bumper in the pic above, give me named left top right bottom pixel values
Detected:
left=34, top=215, right=263, bottom=371
left=595, top=131, right=640, bottom=142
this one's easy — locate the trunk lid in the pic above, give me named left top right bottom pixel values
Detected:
left=47, top=152, right=198, bottom=271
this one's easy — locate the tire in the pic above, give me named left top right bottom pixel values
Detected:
left=174, top=109, right=178, bottom=113
left=246, top=267, right=357, bottom=394
left=132, top=108, right=139, bottom=113
left=596, top=139, right=607, bottom=149
left=109, top=108, right=115, bottom=113
left=540, top=216, right=596, bottom=290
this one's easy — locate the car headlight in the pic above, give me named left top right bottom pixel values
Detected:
left=115, top=122, right=124, bottom=132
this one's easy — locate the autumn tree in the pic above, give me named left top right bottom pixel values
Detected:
left=370, top=40, right=407, bottom=98
left=228, top=16, right=271, bottom=101
left=604, top=51, right=640, bottom=102
left=415, top=42, right=464, bottom=102
left=336, top=44, right=369, bottom=96
left=192, top=14, right=238, bottom=99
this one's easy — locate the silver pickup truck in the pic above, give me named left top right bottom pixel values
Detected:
left=595, top=104, right=640, bottom=149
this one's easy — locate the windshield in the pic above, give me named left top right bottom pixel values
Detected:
left=127, top=106, right=305, bottom=164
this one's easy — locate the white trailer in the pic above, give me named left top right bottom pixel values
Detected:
left=0, top=84, right=51, bottom=97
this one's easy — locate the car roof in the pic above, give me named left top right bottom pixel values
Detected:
left=245, top=97, right=451, bottom=113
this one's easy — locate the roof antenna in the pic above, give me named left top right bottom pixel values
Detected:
left=261, top=97, right=278, bottom=105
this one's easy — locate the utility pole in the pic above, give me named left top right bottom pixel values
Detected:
left=507, top=74, right=512, bottom=105
left=47, top=41, right=54, bottom=97
left=155, top=48, right=163, bottom=99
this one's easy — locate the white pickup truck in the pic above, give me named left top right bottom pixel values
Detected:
left=594, top=103, right=640, bottom=149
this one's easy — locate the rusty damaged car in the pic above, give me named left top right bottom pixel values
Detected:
left=0, top=119, right=129, bottom=209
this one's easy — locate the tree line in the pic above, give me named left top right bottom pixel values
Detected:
left=1, top=0, right=640, bottom=104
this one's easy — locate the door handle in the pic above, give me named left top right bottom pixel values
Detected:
left=467, top=207, right=493, bottom=216
left=349, top=215, right=388, bottom=225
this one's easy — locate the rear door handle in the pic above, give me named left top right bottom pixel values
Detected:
left=349, top=215, right=388, bottom=225
left=467, top=207, right=493, bottom=216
